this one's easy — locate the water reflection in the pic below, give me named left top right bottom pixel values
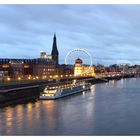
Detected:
left=1, top=78, right=140, bottom=135
left=27, top=103, right=33, bottom=112
left=16, top=105, right=23, bottom=130
left=5, top=108, right=13, bottom=127
left=42, top=101, right=58, bottom=131
left=82, top=91, right=85, bottom=96
left=26, top=103, right=34, bottom=124
left=111, top=80, right=115, bottom=85
left=91, top=85, right=95, bottom=95
left=34, top=102, right=41, bottom=120
left=120, top=78, right=124, bottom=86
left=2, top=107, right=14, bottom=134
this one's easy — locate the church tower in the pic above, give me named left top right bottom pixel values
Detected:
left=51, top=33, right=59, bottom=66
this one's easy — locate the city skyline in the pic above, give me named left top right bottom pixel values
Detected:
left=1, top=5, right=140, bottom=65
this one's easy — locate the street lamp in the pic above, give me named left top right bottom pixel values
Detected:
left=18, top=77, right=21, bottom=80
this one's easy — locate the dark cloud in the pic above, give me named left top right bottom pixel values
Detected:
left=0, top=5, right=140, bottom=65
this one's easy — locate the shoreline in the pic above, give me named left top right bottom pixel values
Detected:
left=87, top=74, right=137, bottom=84
left=0, top=74, right=138, bottom=107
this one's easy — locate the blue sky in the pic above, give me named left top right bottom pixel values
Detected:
left=0, top=5, right=140, bottom=65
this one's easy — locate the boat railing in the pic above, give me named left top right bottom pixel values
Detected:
left=44, top=82, right=90, bottom=91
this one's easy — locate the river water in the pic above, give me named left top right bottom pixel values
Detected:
left=1, top=78, right=140, bottom=136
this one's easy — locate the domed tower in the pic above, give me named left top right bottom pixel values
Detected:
left=74, top=58, right=83, bottom=77
left=75, top=58, right=83, bottom=66
left=51, top=33, right=59, bottom=66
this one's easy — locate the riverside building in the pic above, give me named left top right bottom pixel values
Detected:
left=0, top=34, right=59, bottom=81
left=74, top=58, right=95, bottom=77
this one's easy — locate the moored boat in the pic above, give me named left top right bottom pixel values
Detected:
left=40, top=82, right=91, bottom=100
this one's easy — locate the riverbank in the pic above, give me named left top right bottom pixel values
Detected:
left=87, top=74, right=136, bottom=84
left=0, top=85, right=40, bottom=108
left=0, top=74, right=138, bottom=107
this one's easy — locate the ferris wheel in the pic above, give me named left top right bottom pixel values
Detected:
left=65, top=48, right=93, bottom=74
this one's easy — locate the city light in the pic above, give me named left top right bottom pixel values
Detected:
left=1, top=6, right=140, bottom=137
left=28, top=76, right=31, bottom=80
left=0, top=34, right=139, bottom=84
left=7, top=77, right=10, bottom=81
left=18, top=77, right=21, bottom=80
left=36, top=76, right=39, bottom=79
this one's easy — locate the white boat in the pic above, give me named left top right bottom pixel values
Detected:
left=40, top=82, right=91, bottom=100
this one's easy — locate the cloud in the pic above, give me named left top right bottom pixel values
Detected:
left=0, top=5, right=140, bottom=65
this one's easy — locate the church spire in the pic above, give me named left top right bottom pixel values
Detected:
left=51, top=33, right=59, bottom=66
left=51, top=33, right=58, bottom=55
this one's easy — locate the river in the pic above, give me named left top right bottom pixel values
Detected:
left=1, top=78, right=140, bottom=135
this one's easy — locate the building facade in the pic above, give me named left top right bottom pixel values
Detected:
left=32, top=58, right=55, bottom=79
left=74, top=58, right=94, bottom=77
left=0, top=34, right=59, bottom=80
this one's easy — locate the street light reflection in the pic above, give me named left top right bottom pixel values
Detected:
left=90, top=85, right=95, bottom=95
